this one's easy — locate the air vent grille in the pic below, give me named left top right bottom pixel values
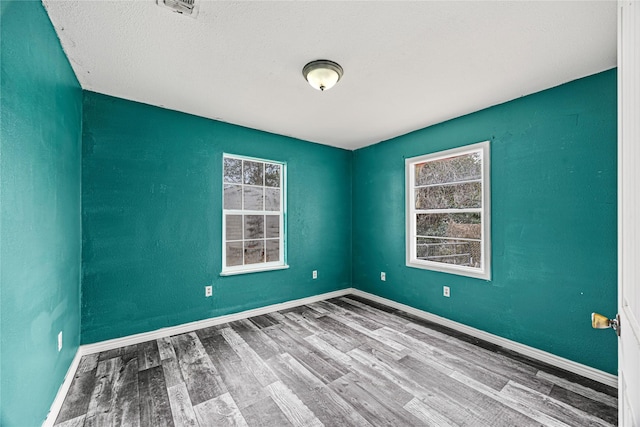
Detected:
left=157, top=0, right=198, bottom=17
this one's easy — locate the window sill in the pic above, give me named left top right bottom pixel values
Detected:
left=220, top=264, right=290, bottom=276
left=406, top=260, right=491, bottom=281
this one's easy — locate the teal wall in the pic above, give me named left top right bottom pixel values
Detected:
left=352, top=70, right=618, bottom=374
left=81, top=92, right=352, bottom=344
left=0, top=1, right=83, bottom=425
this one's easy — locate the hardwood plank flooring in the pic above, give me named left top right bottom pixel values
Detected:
left=55, top=296, right=617, bottom=426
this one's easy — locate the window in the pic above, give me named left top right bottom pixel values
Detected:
left=406, top=141, right=490, bottom=279
left=222, top=154, right=287, bottom=275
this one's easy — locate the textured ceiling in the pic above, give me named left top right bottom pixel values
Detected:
left=43, top=1, right=617, bottom=150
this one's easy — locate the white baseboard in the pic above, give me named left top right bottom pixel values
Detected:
left=79, top=288, right=354, bottom=355
left=350, top=289, right=618, bottom=389
left=42, top=288, right=353, bottom=426
left=42, top=350, right=83, bottom=427
left=44, top=286, right=617, bottom=426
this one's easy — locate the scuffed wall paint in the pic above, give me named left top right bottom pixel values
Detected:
left=352, top=70, right=618, bottom=374
left=0, top=1, right=82, bottom=425
left=80, top=92, right=352, bottom=344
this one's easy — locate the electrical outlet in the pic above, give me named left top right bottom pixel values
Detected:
left=205, top=285, right=213, bottom=297
left=312, top=270, right=318, bottom=279
left=443, top=286, right=450, bottom=297
left=381, top=272, right=386, bottom=281
left=57, top=331, right=63, bottom=352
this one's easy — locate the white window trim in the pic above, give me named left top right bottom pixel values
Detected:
left=221, top=153, right=288, bottom=276
left=219, top=264, right=290, bottom=276
left=405, top=141, right=491, bottom=280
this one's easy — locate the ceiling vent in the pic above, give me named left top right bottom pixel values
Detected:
left=157, top=0, right=198, bottom=17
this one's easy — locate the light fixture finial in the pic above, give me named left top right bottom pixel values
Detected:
left=303, top=60, right=344, bottom=92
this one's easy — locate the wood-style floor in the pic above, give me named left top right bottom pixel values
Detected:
left=54, top=296, right=617, bottom=427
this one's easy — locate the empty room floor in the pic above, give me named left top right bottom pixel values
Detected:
left=54, top=296, right=617, bottom=426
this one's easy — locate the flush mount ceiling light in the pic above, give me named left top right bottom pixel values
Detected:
left=302, top=60, right=344, bottom=91
left=157, top=0, right=199, bottom=17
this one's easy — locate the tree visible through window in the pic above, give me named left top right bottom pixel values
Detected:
left=222, top=155, right=286, bottom=274
left=406, top=141, right=491, bottom=279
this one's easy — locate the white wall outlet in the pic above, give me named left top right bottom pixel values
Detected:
left=312, top=270, right=318, bottom=279
left=443, top=286, right=450, bottom=297
left=381, top=272, right=386, bottom=281
left=205, top=285, right=213, bottom=297
left=57, top=331, right=63, bottom=352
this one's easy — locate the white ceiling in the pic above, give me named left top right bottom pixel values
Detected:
left=42, top=1, right=617, bottom=150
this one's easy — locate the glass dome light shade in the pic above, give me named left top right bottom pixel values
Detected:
left=303, top=60, right=344, bottom=91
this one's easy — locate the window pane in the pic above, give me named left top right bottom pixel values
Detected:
left=244, top=215, right=264, bottom=239
left=226, top=242, right=243, bottom=266
left=243, top=186, right=263, bottom=210
left=265, top=188, right=280, bottom=211
left=417, top=237, right=481, bottom=267
left=265, top=163, right=281, bottom=187
left=223, top=155, right=285, bottom=273
left=265, top=215, right=279, bottom=238
left=244, top=161, right=264, bottom=185
left=415, top=152, right=481, bottom=186
left=224, top=184, right=242, bottom=209
left=415, top=182, right=481, bottom=210
left=244, top=240, right=264, bottom=264
left=226, top=215, right=243, bottom=240
left=266, top=239, right=279, bottom=262
left=416, top=213, right=481, bottom=239
left=224, top=158, right=242, bottom=183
